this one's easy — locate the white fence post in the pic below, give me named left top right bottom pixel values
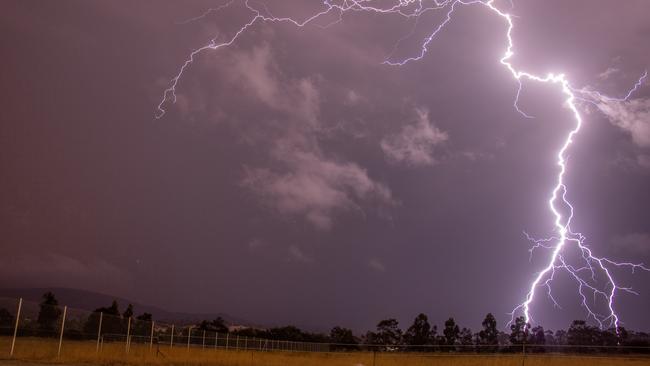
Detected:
left=9, top=298, right=22, bottom=358
left=150, top=321, right=155, bottom=351
left=125, top=317, right=132, bottom=353
left=202, top=330, right=206, bottom=349
left=96, top=312, right=103, bottom=354
left=170, top=324, right=175, bottom=349
left=225, top=333, right=229, bottom=350
left=57, top=306, right=67, bottom=359
left=186, top=326, right=192, bottom=350
left=215, top=332, right=218, bottom=349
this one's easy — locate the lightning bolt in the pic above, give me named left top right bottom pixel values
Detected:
left=157, top=0, right=649, bottom=331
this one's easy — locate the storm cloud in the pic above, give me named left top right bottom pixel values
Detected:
left=1, top=0, right=649, bottom=332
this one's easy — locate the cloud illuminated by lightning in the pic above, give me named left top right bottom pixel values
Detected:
left=157, top=0, right=649, bottom=331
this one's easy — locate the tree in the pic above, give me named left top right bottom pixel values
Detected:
left=459, top=328, right=473, bottom=349
left=622, top=330, right=650, bottom=352
left=554, top=329, right=567, bottom=345
left=403, top=313, right=433, bottom=349
left=364, top=330, right=378, bottom=346
left=0, top=308, right=14, bottom=334
left=121, top=304, right=134, bottom=333
left=602, top=327, right=627, bottom=347
left=303, top=331, right=329, bottom=343
left=478, top=313, right=498, bottom=352
left=132, top=313, right=153, bottom=336
left=199, top=317, right=229, bottom=333
left=268, top=326, right=305, bottom=341
left=567, top=320, right=601, bottom=352
left=330, top=326, right=358, bottom=350
left=232, top=327, right=265, bottom=338
left=373, top=319, right=402, bottom=348
left=123, top=304, right=134, bottom=319
left=509, top=316, right=529, bottom=349
left=442, top=318, right=460, bottom=350
left=497, top=331, right=510, bottom=346
left=430, top=324, right=438, bottom=347
left=37, top=292, right=62, bottom=332
left=106, top=301, right=120, bottom=316
left=83, top=300, right=122, bottom=335
left=544, top=330, right=556, bottom=345
left=529, top=326, right=546, bottom=352
left=136, top=313, right=152, bottom=322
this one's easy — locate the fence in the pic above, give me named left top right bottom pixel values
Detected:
left=1, top=296, right=650, bottom=365
left=0, top=296, right=333, bottom=361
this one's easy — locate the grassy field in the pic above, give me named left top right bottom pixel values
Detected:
left=1, top=337, right=649, bottom=366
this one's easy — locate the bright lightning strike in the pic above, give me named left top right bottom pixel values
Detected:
left=157, top=0, right=649, bottom=331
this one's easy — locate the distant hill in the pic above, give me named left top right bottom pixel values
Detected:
left=0, top=287, right=248, bottom=326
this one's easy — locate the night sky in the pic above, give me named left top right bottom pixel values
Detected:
left=1, top=0, right=649, bottom=333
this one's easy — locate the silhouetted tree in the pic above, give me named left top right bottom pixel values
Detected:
left=83, top=300, right=122, bottom=335
left=199, top=317, right=229, bottom=333
left=123, top=304, right=134, bottom=319
left=430, top=324, right=438, bottom=347
left=442, top=318, right=460, bottom=351
left=529, top=325, right=546, bottom=352
left=136, top=313, right=152, bottom=322
left=478, top=313, right=498, bottom=352
left=509, top=316, right=529, bottom=350
left=303, top=331, right=329, bottom=343
left=623, top=331, right=650, bottom=353
left=133, top=313, right=153, bottom=336
left=230, top=324, right=326, bottom=343
left=0, top=308, right=14, bottom=334
left=544, top=330, right=556, bottom=345
left=554, top=329, right=567, bottom=345
left=497, top=331, right=510, bottom=347
left=268, top=326, right=305, bottom=341
left=372, top=319, right=402, bottom=349
left=404, top=313, right=433, bottom=350
left=198, top=320, right=211, bottom=332
left=121, top=304, right=134, bottom=333
left=37, top=292, right=62, bottom=333
left=459, top=327, right=473, bottom=350
left=330, top=326, right=359, bottom=350
left=106, top=301, right=120, bottom=316
left=602, top=327, right=627, bottom=348
left=567, top=320, right=602, bottom=352
left=232, top=327, right=265, bottom=338
left=103, top=300, right=122, bottom=334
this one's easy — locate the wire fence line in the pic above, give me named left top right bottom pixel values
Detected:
left=1, top=296, right=650, bottom=362
left=0, top=296, right=330, bottom=359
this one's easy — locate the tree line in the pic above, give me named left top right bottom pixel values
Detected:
left=1, top=291, right=649, bottom=352
left=0, top=292, right=154, bottom=338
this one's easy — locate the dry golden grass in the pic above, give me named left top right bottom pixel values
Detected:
left=1, top=337, right=649, bottom=366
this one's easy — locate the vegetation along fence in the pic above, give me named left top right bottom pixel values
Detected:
left=1, top=296, right=650, bottom=365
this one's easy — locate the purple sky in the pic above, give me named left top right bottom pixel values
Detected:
left=1, top=0, right=649, bottom=333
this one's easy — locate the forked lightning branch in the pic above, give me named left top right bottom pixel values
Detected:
left=157, top=0, right=649, bottom=331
